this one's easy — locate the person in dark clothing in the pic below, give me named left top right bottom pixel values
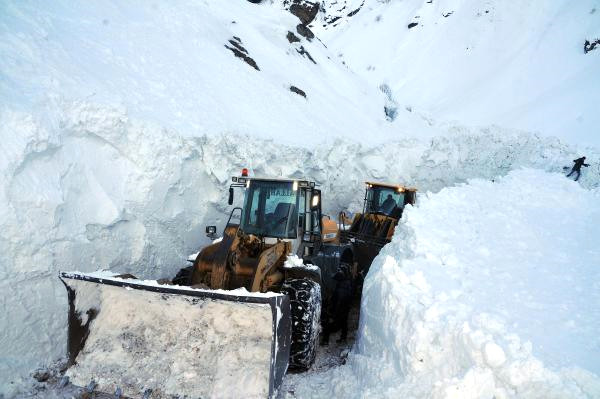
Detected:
left=379, top=194, right=397, bottom=215
left=321, top=263, right=353, bottom=345
left=567, top=156, right=590, bottom=181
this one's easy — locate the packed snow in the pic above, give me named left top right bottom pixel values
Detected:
left=2, top=110, right=600, bottom=397
left=65, top=278, right=275, bottom=399
left=284, top=169, right=600, bottom=398
left=1, top=0, right=600, bottom=397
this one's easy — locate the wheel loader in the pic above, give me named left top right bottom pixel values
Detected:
left=59, top=172, right=354, bottom=399
left=340, top=182, right=417, bottom=277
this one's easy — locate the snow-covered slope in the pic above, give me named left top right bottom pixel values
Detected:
left=314, top=0, right=600, bottom=145
left=0, top=0, right=395, bottom=145
left=287, top=170, right=600, bottom=398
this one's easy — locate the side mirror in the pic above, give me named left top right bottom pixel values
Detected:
left=205, top=225, right=217, bottom=239
left=311, top=195, right=320, bottom=210
left=228, top=187, right=234, bottom=205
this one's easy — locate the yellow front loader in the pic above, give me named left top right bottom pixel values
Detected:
left=59, top=173, right=355, bottom=398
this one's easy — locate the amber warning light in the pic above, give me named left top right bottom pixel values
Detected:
left=241, top=168, right=249, bottom=177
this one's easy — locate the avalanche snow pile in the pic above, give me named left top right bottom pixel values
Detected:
left=1, top=102, right=600, bottom=396
left=289, top=169, right=600, bottom=398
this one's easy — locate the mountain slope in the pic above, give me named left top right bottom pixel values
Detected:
left=314, top=0, right=600, bottom=145
left=0, top=0, right=395, bottom=145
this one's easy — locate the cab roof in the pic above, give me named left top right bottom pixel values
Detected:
left=365, top=181, right=417, bottom=192
left=232, top=176, right=316, bottom=187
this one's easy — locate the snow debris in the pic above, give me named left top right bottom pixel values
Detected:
left=283, top=254, right=319, bottom=272
left=65, top=278, right=274, bottom=399
left=187, top=252, right=200, bottom=262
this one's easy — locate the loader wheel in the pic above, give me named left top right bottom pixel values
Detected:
left=172, top=266, right=193, bottom=286
left=281, top=278, right=321, bottom=371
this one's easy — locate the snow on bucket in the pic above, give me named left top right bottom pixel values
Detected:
left=59, top=272, right=290, bottom=398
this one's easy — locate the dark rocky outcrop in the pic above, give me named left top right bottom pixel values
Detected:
left=347, top=2, right=364, bottom=17
left=287, top=31, right=301, bottom=43
left=290, top=85, right=307, bottom=97
left=296, top=24, right=315, bottom=40
left=224, top=37, right=259, bottom=70
left=296, top=45, right=316, bottom=64
left=287, top=1, right=320, bottom=25
left=584, top=39, right=600, bottom=54
left=408, top=22, right=419, bottom=29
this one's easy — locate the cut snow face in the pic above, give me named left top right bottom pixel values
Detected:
left=287, top=169, right=600, bottom=398
left=1, top=99, right=600, bottom=396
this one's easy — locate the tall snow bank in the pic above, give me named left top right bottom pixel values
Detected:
left=1, top=101, right=600, bottom=396
left=307, top=170, right=600, bottom=398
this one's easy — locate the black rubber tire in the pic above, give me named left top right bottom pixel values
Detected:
left=172, top=266, right=193, bottom=286
left=281, top=278, right=322, bottom=371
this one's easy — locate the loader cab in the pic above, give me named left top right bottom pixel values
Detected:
left=364, top=182, right=416, bottom=219
left=230, top=176, right=322, bottom=250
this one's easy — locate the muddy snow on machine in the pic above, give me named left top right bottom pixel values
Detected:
left=59, top=170, right=356, bottom=398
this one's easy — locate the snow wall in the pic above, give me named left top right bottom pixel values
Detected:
left=1, top=102, right=600, bottom=396
left=288, top=170, right=600, bottom=399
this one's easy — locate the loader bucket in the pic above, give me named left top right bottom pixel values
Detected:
left=59, top=271, right=291, bottom=399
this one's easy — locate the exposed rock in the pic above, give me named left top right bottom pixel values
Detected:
left=296, top=24, right=315, bottom=40
left=296, top=45, right=316, bottom=64
left=33, top=369, right=50, bottom=382
left=379, top=83, right=398, bottom=122
left=584, top=39, right=600, bottom=54
left=290, top=86, right=307, bottom=98
left=287, top=31, right=301, bottom=43
left=408, top=22, right=419, bottom=29
left=288, top=1, right=320, bottom=25
left=347, top=2, right=363, bottom=17
left=224, top=37, right=260, bottom=70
